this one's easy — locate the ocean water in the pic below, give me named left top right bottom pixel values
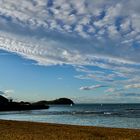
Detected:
left=0, top=104, right=140, bottom=129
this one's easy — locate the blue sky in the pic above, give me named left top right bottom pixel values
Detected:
left=0, top=0, right=140, bottom=103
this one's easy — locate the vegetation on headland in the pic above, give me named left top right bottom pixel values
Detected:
left=0, top=95, right=74, bottom=111
left=33, top=98, right=74, bottom=106
left=0, top=95, right=49, bottom=111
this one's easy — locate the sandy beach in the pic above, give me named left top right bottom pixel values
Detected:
left=0, top=120, right=139, bottom=140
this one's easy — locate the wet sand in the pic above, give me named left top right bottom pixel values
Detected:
left=0, top=120, right=139, bottom=140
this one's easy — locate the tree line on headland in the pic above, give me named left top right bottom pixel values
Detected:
left=0, top=95, right=74, bottom=111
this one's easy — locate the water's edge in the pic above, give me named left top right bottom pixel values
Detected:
left=0, top=104, right=140, bottom=129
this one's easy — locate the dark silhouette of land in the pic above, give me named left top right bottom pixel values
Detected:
left=0, top=95, right=74, bottom=111
left=0, top=95, right=49, bottom=111
left=33, top=98, right=74, bottom=106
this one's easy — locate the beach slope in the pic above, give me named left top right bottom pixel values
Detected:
left=0, top=120, right=139, bottom=140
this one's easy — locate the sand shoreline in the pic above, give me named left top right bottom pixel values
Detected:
left=0, top=120, right=140, bottom=140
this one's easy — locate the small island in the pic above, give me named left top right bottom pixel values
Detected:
left=33, top=98, right=74, bottom=106
left=0, top=95, right=74, bottom=111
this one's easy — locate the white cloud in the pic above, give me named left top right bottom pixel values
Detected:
left=125, top=84, right=140, bottom=89
left=80, top=85, right=107, bottom=91
left=58, top=77, right=63, bottom=80
left=105, top=88, right=116, bottom=93
left=4, top=89, right=14, bottom=94
left=105, top=87, right=124, bottom=93
left=0, top=0, right=140, bottom=94
left=0, top=91, right=5, bottom=95
left=0, top=0, right=140, bottom=59
left=0, top=89, right=14, bottom=98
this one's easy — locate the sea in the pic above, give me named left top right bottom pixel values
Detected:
left=0, top=104, right=140, bottom=129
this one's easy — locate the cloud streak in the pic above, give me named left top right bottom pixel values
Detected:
left=80, top=85, right=107, bottom=91
left=125, top=84, right=140, bottom=89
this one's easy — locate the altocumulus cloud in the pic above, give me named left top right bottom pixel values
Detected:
left=0, top=0, right=140, bottom=65
left=0, top=0, right=140, bottom=93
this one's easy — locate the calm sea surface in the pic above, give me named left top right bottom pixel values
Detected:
left=0, top=104, right=140, bottom=129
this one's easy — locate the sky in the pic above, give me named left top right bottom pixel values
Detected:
left=0, top=0, right=140, bottom=103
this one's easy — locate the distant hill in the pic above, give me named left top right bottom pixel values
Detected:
left=0, top=95, right=74, bottom=111
left=0, top=95, right=49, bottom=111
left=33, top=98, right=74, bottom=106
left=0, top=95, right=9, bottom=105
